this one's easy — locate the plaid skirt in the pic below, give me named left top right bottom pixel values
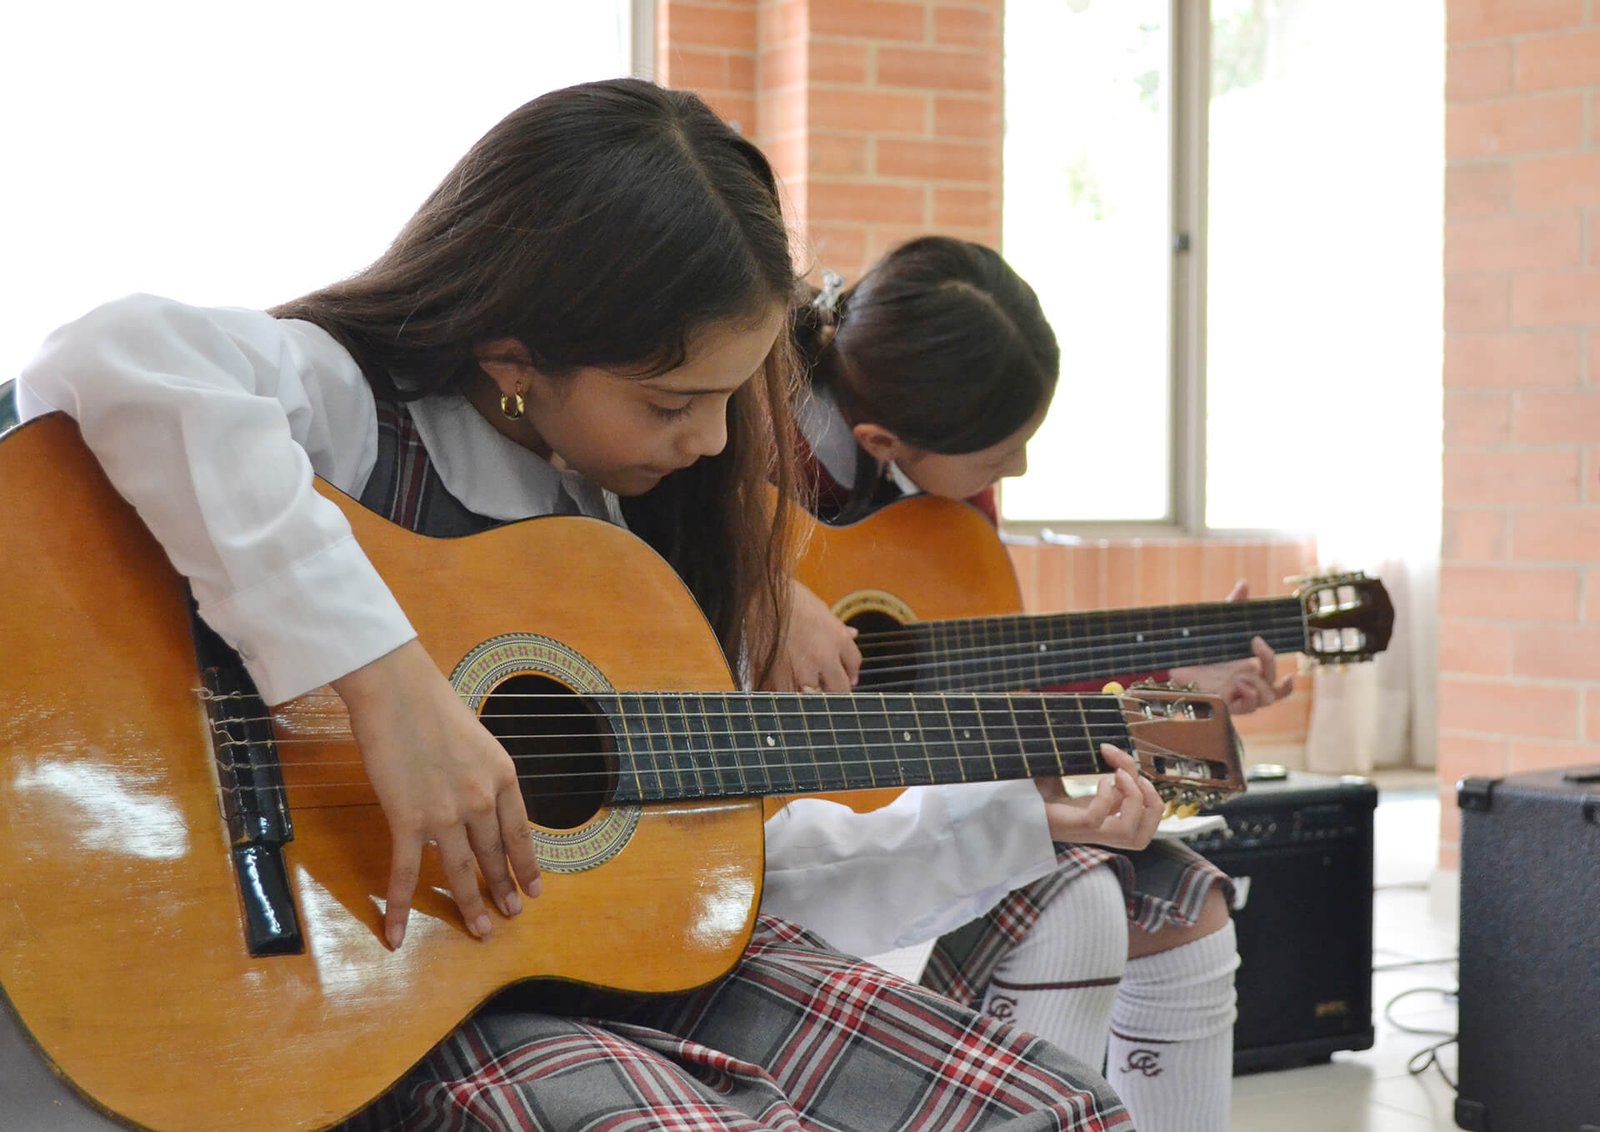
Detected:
left=922, top=840, right=1234, bottom=1007
left=347, top=916, right=1131, bottom=1132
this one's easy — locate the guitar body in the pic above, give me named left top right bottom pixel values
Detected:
left=796, top=493, right=1023, bottom=627
left=784, top=494, right=1023, bottom=815
left=0, top=415, right=761, bottom=1130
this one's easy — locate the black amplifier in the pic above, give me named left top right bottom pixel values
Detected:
left=1455, top=767, right=1600, bottom=1132
left=1189, top=769, right=1378, bottom=1073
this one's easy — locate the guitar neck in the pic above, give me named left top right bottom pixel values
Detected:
left=600, top=691, right=1127, bottom=804
left=864, top=597, right=1306, bottom=693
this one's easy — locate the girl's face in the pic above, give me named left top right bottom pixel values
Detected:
left=483, top=302, right=787, bottom=496
left=857, top=400, right=1049, bottom=502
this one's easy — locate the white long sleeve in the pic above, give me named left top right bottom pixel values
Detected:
left=761, top=780, right=1059, bottom=957
left=16, top=294, right=410, bottom=704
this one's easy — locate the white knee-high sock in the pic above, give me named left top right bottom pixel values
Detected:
left=1107, top=919, right=1239, bottom=1132
left=978, top=867, right=1128, bottom=1068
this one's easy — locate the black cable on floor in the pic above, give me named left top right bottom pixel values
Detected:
left=1382, top=984, right=1459, bottom=1092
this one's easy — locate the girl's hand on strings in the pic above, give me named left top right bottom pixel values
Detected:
left=332, top=639, right=541, bottom=949
left=1169, top=581, right=1295, bottom=715
left=1034, top=744, right=1163, bottom=851
left=765, top=579, right=861, bottom=693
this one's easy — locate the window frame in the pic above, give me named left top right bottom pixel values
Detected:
left=998, top=0, right=1293, bottom=541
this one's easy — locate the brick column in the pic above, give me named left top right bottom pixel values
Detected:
left=1437, top=0, right=1600, bottom=865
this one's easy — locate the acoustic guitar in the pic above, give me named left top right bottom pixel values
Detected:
left=0, top=414, right=1239, bottom=1131
left=790, top=492, right=1394, bottom=811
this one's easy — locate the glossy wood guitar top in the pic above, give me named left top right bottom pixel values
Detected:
left=0, top=415, right=760, bottom=1130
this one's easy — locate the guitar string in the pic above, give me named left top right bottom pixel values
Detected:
left=212, top=701, right=1207, bottom=793
left=848, top=600, right=1309, bottom=653
left=250, top=744, right=1223, bottom=802
left=845, top=619, right=1320, bottom=682
left=851, top=613, right=1311, bottom=660
left=213, top=699, right=1144, bottom=732
left=851, top=613, right=1314, bottom=655
left=226, top=713, right=1147, bottom=748
left=241, top=739, right=1199, bottom=799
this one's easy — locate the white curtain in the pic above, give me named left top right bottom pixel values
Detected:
left=1306, top=556, right=1439, bottom=773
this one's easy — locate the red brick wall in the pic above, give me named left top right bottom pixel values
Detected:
left=1438, top=0, right=1600, bottom=866
left=658, top=0, right=1001, bottom=281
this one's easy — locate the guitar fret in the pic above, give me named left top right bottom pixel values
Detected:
left=987, top=698, right=1030, bottom=783
left=623, top=693, right=668, bottom=802
left=699, top=692, right=745, bottom=797
left=643, top=692, right=684, bottom=799
left=811, top=697, right=847, bottom=793
left=604, top=695, right=644, bottom=804
left=679, top=696, right=721, bottom=798
left=665, top=694, right=706, bottom=797
left=925, top=696, right=954, bottom=783
left=748, top=695, right=791, bottom=795
left=774, top=697, right=810, bottom=796
left=882, top=694, right=925, bottom=788
left=882, top=694, right=913, bottom=788
left=1008, top=695, right=1060, bottom=778
left=1069, top=690, right=1101, bottom=773
left=829, top=698, right=875, bottom=791
left=851, top=696, right=889, bottom=789
left=794, top=699, right=841, bottom=793
left=725, top=696, right=766, bottom=796
left=939, top=694, right=982, bottom=785
left=920, top=623, right=945, bottom=695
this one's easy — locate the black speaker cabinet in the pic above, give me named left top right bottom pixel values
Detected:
left=1455, top=767, right=1600, bottom=1132
left=1189, top=770, right=1377, bottom=1073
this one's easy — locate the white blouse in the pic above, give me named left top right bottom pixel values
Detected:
left=18, top=294, right=1057, bottom=959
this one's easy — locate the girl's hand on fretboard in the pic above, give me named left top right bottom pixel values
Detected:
left=1033, top=744, right=1163, bottom=851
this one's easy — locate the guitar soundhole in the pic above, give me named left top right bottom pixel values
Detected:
left=844, top=610, right=920, bottom=692
left=477, top=673, right=616, bottom=830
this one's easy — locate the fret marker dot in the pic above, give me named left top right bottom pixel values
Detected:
left=964, top=729, right=972, bottom=739
left=1038, top=644, right=1047, bottom=652
left=1182, top=628, right=1190, bottom=637
left=1136, top=633, right=1144, bottom=642
left=765, top=735, right=775, bottom=747
left=902, top=730, right=912, bottom=742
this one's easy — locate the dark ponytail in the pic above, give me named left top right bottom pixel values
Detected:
left=797, top=236, right=1059, bottom=518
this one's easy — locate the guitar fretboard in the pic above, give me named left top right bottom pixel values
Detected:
left=856, top=597, right=1306, bottom=693
left=599, top=691, right=1128, bottom=804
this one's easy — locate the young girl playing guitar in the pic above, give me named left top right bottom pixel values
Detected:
left=14, top=89, right=1136, bottom=1131
left=768, top=236, right=1295, bottom=1132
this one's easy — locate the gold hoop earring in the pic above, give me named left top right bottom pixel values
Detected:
left=499, top=385, right=526, bottom=421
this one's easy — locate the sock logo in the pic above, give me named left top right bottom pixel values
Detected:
left=986, top=995, right=1018, bottom=1022
left=1120, top=1049, right=1164, bottom=1077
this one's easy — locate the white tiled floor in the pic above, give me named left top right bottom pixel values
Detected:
left=1231, top=777, right=1460, bottom=1132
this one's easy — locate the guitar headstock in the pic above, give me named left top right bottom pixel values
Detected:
left=1293, top=572, right=1395, bottom=664
left=1116, top=685, right=1245, bottom=811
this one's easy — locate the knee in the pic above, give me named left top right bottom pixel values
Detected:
left=1025, top=867, right=1131, bottom=962
left=1128, top=886, right=1234, bottom=959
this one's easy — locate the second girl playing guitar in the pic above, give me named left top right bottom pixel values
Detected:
left=768, top=236, right=1296, bottom=1132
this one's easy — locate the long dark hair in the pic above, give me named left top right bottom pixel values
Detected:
left=794, top=236, right=1059, bottom=520
left=274, top=79, right=800, bottom=682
